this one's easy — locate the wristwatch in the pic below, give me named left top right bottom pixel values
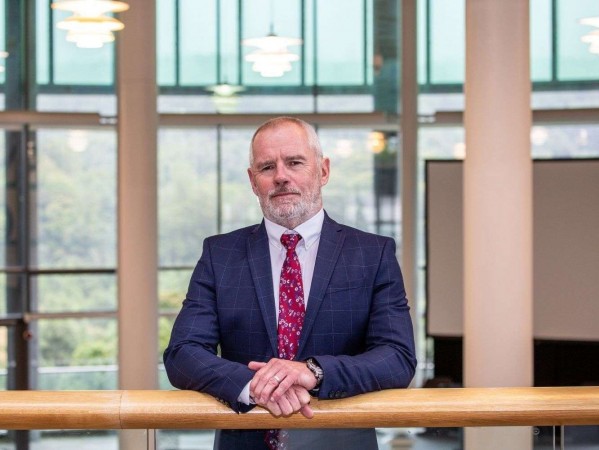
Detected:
left=305, top=357, right=324, bottom=395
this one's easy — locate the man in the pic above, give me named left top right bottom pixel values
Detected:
left=164, top=117, right=417, bottom=450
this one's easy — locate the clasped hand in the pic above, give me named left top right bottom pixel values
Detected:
left=248, top=359, right=317, bottom=418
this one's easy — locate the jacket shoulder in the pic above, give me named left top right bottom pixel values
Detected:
left=204, top=223, right=263, bottom=249
left=325, top=215, right=395, bottom=248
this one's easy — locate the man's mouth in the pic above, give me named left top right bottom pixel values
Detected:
left=270, top=190, right=300, bottom=199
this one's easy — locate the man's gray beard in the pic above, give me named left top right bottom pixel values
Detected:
left=260, top=187, right=322, bottom=227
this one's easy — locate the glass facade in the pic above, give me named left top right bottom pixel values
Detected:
left=0, top=0, right=598, bottom=448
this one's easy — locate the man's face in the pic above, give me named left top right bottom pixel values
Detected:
left=247, top=123, right=330, bottom=228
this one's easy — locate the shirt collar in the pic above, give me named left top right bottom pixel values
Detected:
left=264, top=209, right=325, bottom=250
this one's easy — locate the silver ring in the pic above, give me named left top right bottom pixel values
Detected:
left=272, top=375, right=282, bottom=384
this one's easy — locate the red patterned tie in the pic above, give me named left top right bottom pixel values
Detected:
left=266, top=233, right=305, bottom=450
left=277, top=233, right=305, bottom=360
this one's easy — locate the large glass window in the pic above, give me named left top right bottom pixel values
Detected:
left=1, top=1, right=598, bottom=447
left=418, top=0, right=599, bottom=113
left=35, top=129, right=116, bottom=269
left=31, top=127, right=117, bottom=392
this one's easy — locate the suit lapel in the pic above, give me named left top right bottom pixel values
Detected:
left=247, top=222, right=278, bottom=356
left=297, top=213, right=345, bottom=357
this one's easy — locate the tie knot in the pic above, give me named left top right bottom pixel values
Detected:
left=280, top=233, right=302, bottom=251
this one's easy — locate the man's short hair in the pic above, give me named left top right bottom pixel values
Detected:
left=249, top=116, right=323, bottom=166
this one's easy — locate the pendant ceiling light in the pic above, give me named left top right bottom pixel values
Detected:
left=580, top=17, right=599, bottom=54
left=243, top=30, right=302, bottom=78
left=51, top=0, right=130, bottom=49
left=206, top=83, right=245, bottom=114
left=0, top=51, right=8, bottom=73
left=242, top=0, right=301, bottom=78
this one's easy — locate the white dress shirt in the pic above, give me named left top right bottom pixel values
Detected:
left=264, top=209, right=324, bottom=322
left=238, top=209, right=325, bottom=404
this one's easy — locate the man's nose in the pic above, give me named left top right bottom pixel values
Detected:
left=273, top=165, right=289, bottom=183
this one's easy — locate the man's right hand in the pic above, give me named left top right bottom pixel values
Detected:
left=261, top=384, right=314, bottom=418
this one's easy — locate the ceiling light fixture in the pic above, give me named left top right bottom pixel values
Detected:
left=51, top=0, right=130, bottom=49
left=205, top=83, right=245, bottom=114
left=0, top=51, right=8, bottom=73
left=243, top=28, right=302, bottom=78
left=580, top=16, right=599, bottom=54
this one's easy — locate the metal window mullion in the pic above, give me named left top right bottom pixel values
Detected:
left=425, top=0, right=431, bottom=87
left=175, top=0, right=181, bottom=86
left=300, top=0, right=306, bottom=87
left=551, top=0, right=558, bottom=83
left=238, top=0, right=243, bottom=85
left=48, top=0, right=55, bottom=86
left=216, top=0, right=222, bottom=83
left=362, top=0, right=368, bottom=86
left=312, top=0, right=318, bottom=112
left=24, top=311, right=118, bottom=321
left=24, top=127, right=35, bottom=315
left=216, top=125, right=222, bottom=235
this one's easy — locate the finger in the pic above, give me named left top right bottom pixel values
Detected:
left=254, top=372, right=283, bottom=404
left=280, top=387, right=302, bottom=414
left=269, top=374, right=294, bottom=403
left=295, top=386, right=312, bottom=406
left=248, top=361, right=267, bottom=371
left=300, top=404, right=314, bottom=419
left=275, top=393, right=294, bottom=417
left=249, top=364, right=277, bottom=399
left=261, top=375, right=283, bottom=404
left=265, top=399, right=282, bottom=417
left=249, top=359, right=284, bottom=397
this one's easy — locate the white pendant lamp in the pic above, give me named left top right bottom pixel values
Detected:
left=243, top=31, right=302, bottom=78
left=206, top=83, right=245, bottom=113
left=51, top=0, right=130, bottom=49
left=580, top=17, right=599, bottom=54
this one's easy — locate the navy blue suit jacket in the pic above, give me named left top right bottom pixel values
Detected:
left=164, top=213, right=416, bottom=415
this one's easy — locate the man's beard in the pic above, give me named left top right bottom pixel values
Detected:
left=259, top=185, right=322, bottom=227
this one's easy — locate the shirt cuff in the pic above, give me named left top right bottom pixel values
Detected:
left=237, top=381, right=255, bottom=405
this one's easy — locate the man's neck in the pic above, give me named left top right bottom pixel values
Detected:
left=270, top=211, right=319, bottom=230
left=264, top=208, right=325, bottom=232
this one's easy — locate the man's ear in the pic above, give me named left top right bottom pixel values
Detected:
left=247, top=168, right=258, bottom=195
left=320, top=157, right=331, bottom=187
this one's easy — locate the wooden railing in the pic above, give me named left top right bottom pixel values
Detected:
left=0, top=387, right=597, bottom=430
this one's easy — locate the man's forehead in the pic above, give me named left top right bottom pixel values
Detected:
left=255, top=122, right=306, bottom=142
left=252, top=130, right=311, bottom=159
left=252, top=145, right=310, bottom=162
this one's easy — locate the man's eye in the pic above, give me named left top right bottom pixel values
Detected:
left=260, top=165, right=274, bottom=171
left=289, top=161, right=301, bottom=166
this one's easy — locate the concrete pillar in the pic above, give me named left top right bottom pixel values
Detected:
left=400, top=0, right=420, bottom=384
left=464, top=0, right=532, bottom=448
left=116, top=0, right=158, bottom=448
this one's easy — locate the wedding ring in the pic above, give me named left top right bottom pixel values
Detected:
left=272, top=375, right=282, bottom=384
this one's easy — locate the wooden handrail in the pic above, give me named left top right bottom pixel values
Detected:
left=0, top=387, right=597, bottom=430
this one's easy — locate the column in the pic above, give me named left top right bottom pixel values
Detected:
left=464, top=0, right=532, bottom=448
left=117, top=0, right=158, bottom=448
left=400, top=0, right=420, bottom=384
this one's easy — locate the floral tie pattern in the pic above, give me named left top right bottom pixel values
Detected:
left=266, top=233, right=305, bottom=450
left=277, top=233, right=305, bottom=360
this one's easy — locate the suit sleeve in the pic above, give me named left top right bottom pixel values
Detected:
left=312, top=238, right=417, bottom=399
left=163, top=238, right=255, bottom=413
